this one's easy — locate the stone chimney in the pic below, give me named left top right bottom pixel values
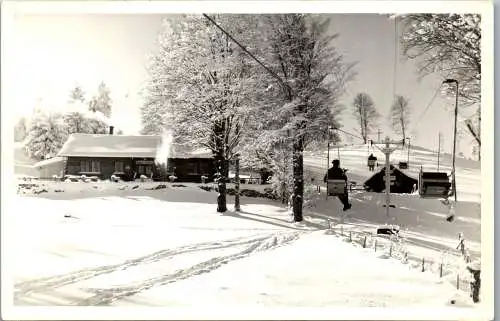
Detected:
left=109, top=126, right=114, bottom=135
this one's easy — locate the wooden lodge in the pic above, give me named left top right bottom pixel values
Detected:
left=56, top=131, right=215, bottom=182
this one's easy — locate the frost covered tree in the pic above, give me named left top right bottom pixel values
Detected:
left=14, top=116, right=28, bottom=142
left=144, top=15, right=268, bottom=212
left=390, top=95, right=411, bottom=142
left=64, top=101, right=109, bottom=134
left=88, top=82, right=112, bottom=117
left=24, top=111, right=68, bottom=160
left=69, top=86, right=86, bottom=103
left=352, top=93, right=379, bottom=144
left=140, top=100, right=168, bottom=135
left=64, top=112, right=87, bottom=134
left=260, top=14, right=354, bottom=222
left=400, top=14, right=481, bottom=146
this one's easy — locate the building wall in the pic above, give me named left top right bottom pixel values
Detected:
left=158, top=158, right=215, bottom=182
left=65, top=157, right=136, bottom=179
left=65, top=156, right=215, bottom=182
left=37, top=160, right=66, bottom=179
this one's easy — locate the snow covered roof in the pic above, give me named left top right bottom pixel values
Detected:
left=34, top=156, right=66, bottom=168
left=57, top=134, right=213, bottom=159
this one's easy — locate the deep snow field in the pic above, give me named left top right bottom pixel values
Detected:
left=5, top=144, right=492, bottom=320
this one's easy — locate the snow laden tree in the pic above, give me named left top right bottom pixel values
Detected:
left=352, top=93, right=379, bottom=144
left=140, top=98, right=169, bottom=135
left=144, top=15, right=267, bottom=212
left=261, top=14, right=354, bottom=222
left=24, top=111, right=68, bottom=160
left=400, top=14, right=481, bottom=150
left=64, top=101, right=109, bottom=134
left=69, top=86, right=86, bottom=103
left=14, top=116, right=28, bottom=142
left=88, top=82, right=112, bottom=117
left=390, top=95, right=411, bottom=142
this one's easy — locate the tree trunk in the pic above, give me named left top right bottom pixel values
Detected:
left=234, top=155, right=241, bottom=212
left=292, top=135, right=304, bottom=222
left=216, top=156, right=228, bottom=213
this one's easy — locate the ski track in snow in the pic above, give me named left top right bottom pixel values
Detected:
left=15, top=232, right=301, bottom=306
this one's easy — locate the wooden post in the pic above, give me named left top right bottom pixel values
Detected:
left=349, top=231, right=352, bottom=242
left=421, top=257, right=425, bottom=272
left=363, top=236, right=367, bottom=248
left=374, top=239, right=377, bottom=252
left=467, top=266, right=481, bottom=303
left=456, top=274, right=460, bottom=289
left=389, top=243, right=393, bottom=257
left=440, top=263, right=443, bottom=278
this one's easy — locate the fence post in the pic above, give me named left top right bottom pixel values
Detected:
left=421, top=257, right=425, bottom=272
left=467, top=266, right=481, bottom=303
left=456, top=274, right=460, bottom=289
left=374, top=239, right=377, bottom=252
left=349, top=231, right=352, bottom=242
left=439, top=263, right=443, bottom=278
left=389, top=243, right=393, bottom=257
left=363, top=236, right=367, bottom=248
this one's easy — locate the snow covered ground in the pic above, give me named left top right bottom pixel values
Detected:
left=4, top=144, right=492, bottom=319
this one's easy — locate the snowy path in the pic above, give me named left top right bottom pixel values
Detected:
left=15, top=231, right=301, bottom=305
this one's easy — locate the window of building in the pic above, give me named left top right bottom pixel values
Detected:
left=80, top=160, right=101, bottom=173
left=115, top=161, right=124, bottom=173
left=138, top=165, right=152, bottom=176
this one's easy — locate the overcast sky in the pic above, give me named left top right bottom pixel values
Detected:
left=7, top=13, right=478, bottom=156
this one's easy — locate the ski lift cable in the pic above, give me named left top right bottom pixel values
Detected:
left=412, top=84, right=442, bottom=132
left=392, top=15, right=398, bottom=106
left=330, top=126, right=366, bottom=143
left=201, top=14, right=289, bottom=94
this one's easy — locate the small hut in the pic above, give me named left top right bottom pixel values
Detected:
left=364, top=165, right=418, bottom=193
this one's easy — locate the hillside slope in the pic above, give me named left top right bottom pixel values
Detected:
left=304, top=143, right=480, bottom=203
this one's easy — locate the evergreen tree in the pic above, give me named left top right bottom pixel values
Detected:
left=25, top=111, right=68, bottom=160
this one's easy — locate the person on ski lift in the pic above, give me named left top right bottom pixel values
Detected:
left=324, top=159, right=352, bottom=211
left=367, top=153, right=377, bottom=171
